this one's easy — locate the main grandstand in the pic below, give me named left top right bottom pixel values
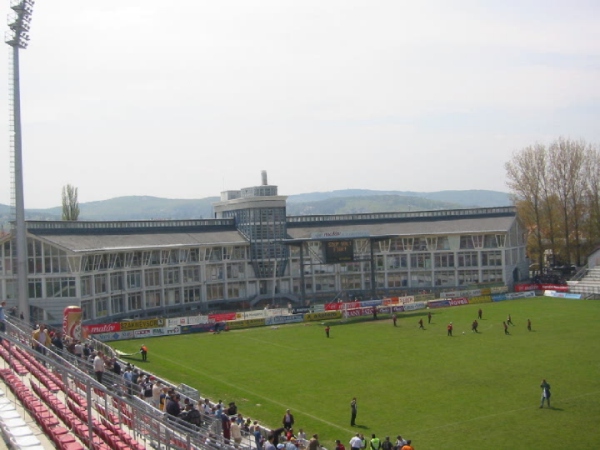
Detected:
left=0, top=172, right=528, bottom=326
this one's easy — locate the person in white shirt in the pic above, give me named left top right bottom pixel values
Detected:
left=93, top=351, right=105, bottom=383
left=350, top=434, right=363, bottom=450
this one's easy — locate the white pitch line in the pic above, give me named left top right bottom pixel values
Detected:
left=405, top=390, right=600, bottom=436
left=153, top=353, right=351, bottom=433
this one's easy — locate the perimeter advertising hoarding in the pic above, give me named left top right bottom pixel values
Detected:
left=304, top=311, right=342, bottom=321
left=120, top=318, right=164, bottom=331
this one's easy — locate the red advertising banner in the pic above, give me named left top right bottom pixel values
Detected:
left=83, top=322, right=121, bottom=335
left=325, top=301, right=361, bottom=311
left=515, top=283, right=569, bottom=292
left=382, top=298, right=399, bottom=306
left=208, top=312, right=237, bottom=323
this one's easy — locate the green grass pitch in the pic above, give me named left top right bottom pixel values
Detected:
left=113, top=297, right=600, bottom=450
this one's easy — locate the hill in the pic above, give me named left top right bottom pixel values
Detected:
left=0, top=189, right=511, bottom=226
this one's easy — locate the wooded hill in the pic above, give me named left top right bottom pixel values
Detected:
left=0, top=189, right=511, bottom=226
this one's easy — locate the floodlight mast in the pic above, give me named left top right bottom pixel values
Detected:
left=5, top=0, right=35, bottom=324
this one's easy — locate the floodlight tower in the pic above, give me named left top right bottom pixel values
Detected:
left=5, top=0, right=35, bottom=323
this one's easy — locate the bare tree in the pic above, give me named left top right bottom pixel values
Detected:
left=62, top=184, right=80, bottom=221
left=506, top=137, right=600, bottom=271
left=505, top=144, right=547, bottom=271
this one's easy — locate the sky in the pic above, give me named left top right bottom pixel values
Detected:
left=1, top=0, right=599, bottom=209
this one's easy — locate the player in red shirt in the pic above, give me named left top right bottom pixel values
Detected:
left=447, top=322, right=453, bottom=337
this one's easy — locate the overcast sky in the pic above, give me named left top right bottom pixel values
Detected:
left=1, top=0, right=599, bottom=209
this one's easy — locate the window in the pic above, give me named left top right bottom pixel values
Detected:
left=146, top=290, right=162, bottom=308
left=227, top=282, right=246, bottom=299
left=46, top=278, right=76, bottom=298
left=28, top=279, right=42, bottom=298
left=145, top=269, right=161, bottom=287
left=81, top=301, right=93, bottom=321
left=111, top=295, right=124, bottom=314
left=128, top=271, right=142, bottom=289
left=459, top=236, right=475, bottom=249
left=435, top=253, right=455, bottom=268
left=481, top=251, right=502, bottom=266
left=183, top=266, right=200, bottom=283
left=164, top=267, right=180, bottom=285
left=95, top=274, right=107, bottom=294
left=457, top=252, right=478, bottom=267
left=387, top=273, right=407, bottom=288
left=128, top=292, right=142, bottom=311
left=207, top=265, right=224, bottom=280
left=410, top=253, right=432, bottom=269
left=165, top=288, right=181, bottom=305
left=183, top=287, right=201, bottom=303
left=96, top=297, right=108, bottom=318
left=110, top=272, right=124, bottom=291
left=341, top=275, right=362, bottom=290
left=206, top=284, right=224, bottom=300
left=226, top=263, right=245, bottom=279
left=81, top=276, right=92, bottom=297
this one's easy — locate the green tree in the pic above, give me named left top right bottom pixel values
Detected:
left=62, top=184, right=80, bottom=221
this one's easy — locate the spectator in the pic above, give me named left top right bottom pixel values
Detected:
left=93, top=351, right=105, bottom=383
left=166, top=394, right=181, bottom=417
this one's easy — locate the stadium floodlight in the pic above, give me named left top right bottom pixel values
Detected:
left=5, top=0, right=34, bottom=48
left=5, top=0, right=35, bottom=323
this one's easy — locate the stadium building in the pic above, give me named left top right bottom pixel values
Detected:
left=0, top=173, right=528, bottom=325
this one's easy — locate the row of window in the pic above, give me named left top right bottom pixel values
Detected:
left=1, top=232, right=509, bottom=277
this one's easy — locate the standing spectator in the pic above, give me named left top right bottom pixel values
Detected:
left=381, top=437, right=393, bottom=450
left=400, top=440, right=414, bottom=450
left=51, top=332, right=64, bottom=357
left=123, top=366, right=133, bottom=396
left=83, top=343, right=91, bottom=359
left=264, top=435, right=276, bottom=450
left=111, top=358, right=122, bottom=375
left=166, top=393, right=181, bottom=417
left=350, top=434, right=362, bottom=450
left=151, top=380, right=162, bottom=408
left=282, top=409, right=294, bottom=430
left=73, top=341, right=83, bottom=358
left=503, top=321, right=509, bottom=335
left=369, top=434, right=381, bottom=450
left=0, top=301, right=6, bottom=341
left=350, top=397, right=358, bottom=426
left=297, top=429, right=307, bottom=449
left=447, top=322, right=453, bottom=337
left=308, top=435, right=320, bottom=450
left=395, top=436, right=407, bottom=450
left=540, top=379, right=551, bottom=408
left=222, top=414, right=232, bottom=443
left=93, top=351, right=105, bottom=383
left=231, top=418, right=243, bottom=446
left=254, top=424, right=264, bottom=450
left=33, top=324, right=51, bottom=355
left=360, top=434, right=367, bottom=450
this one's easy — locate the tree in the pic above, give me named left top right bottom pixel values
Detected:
left=506, top=137, right=600, bottom=270
left=62, top=184, right=80, bottom=221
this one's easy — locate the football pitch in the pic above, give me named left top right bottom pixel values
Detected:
left=113, top=298, right=600, bottom=450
